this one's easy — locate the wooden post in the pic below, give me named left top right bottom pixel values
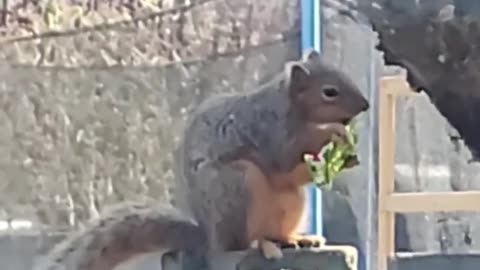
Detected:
left=377, top=77, right=401, bottom=270
left=376, top=75, right=480, bottom=270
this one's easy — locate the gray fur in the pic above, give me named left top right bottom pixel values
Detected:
left=174, top=51, right=369, bottom=268
left=37, top=50, right=369, bottom=270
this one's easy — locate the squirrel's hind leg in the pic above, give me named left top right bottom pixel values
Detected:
left=251, top=239, right=284, bottom=260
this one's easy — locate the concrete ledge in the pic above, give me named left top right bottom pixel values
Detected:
left=390, top=252, right=480, bottom=270
left=163, top=245, right=358, bottom=270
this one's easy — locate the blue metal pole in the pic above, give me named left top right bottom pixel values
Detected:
left=312, top=0, right=324, bottom=236
left=301, top=0, right=323, bottom=236
left=301, top=0, right=314, bottom=54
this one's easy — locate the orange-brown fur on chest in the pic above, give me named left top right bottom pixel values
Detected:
left=234, top=160, right=312, bottom=244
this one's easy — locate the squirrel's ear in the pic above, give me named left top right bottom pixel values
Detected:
left=286, top=61, right=310, bottom=94
left=302, top=49, right=321, bottom=62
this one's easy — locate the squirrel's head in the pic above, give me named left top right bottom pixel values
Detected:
left=285, top=49, right=369, bottom=125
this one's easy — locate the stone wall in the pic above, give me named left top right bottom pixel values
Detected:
left=322, top=5, right=480, bottom=270
left=0, top=38, right=300, bottom=225
left=0, top=233, right=64, bottom=270
left=394, top=93, right=480, bottom=253
left=0, top=0, right=300, bottom=228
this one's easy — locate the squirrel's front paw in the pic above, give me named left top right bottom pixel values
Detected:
left=317, top=123, right=349, bottom=145
left=267, top=234, right=326, bottom=249
left=292, top=234, right=326, bottom=248
left=254, top=235, right=326, bottom=260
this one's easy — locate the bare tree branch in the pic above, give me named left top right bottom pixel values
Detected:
left=0, top=0, right=218, bottom=45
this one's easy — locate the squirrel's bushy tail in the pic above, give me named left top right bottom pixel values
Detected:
left=36, top=203, right=203, bottom=270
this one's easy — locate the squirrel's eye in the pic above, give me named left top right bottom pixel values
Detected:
left=322, top=86, right=339, bottom=99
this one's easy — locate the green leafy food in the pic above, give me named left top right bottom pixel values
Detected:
left=304, top=122, right=359, bottom=189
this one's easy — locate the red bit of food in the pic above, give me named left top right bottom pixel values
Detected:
left=304, top=152, right=322, bottom=161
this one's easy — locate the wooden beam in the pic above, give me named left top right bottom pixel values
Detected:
left=377, top=78, right=400, bottom=270
left=376, top=75, right=480, bottom=270
left=383, top=191, right=480, bottom=213
left=380, top=76, right=418, bottom=96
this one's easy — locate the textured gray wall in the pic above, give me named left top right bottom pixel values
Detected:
left=0, top=233, right=65, bottom=270
left=0, top=38, right=298, bottom=270
left=322, top=4, right=480, bottom=270
left=0, top=1, right=304, bottom=268
left=0, top=38, right=300, bottom=270
left=0, top=0, right=300, bottom=228
left=0, top=233, right=166, bottom=270
left=320, top=8, right=380, bottom=270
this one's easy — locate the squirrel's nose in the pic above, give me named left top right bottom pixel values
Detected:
left=360, top=97, right=370, bottom=112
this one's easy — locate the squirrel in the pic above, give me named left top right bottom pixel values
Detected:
left=35, top=50, right=369, bottom=270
